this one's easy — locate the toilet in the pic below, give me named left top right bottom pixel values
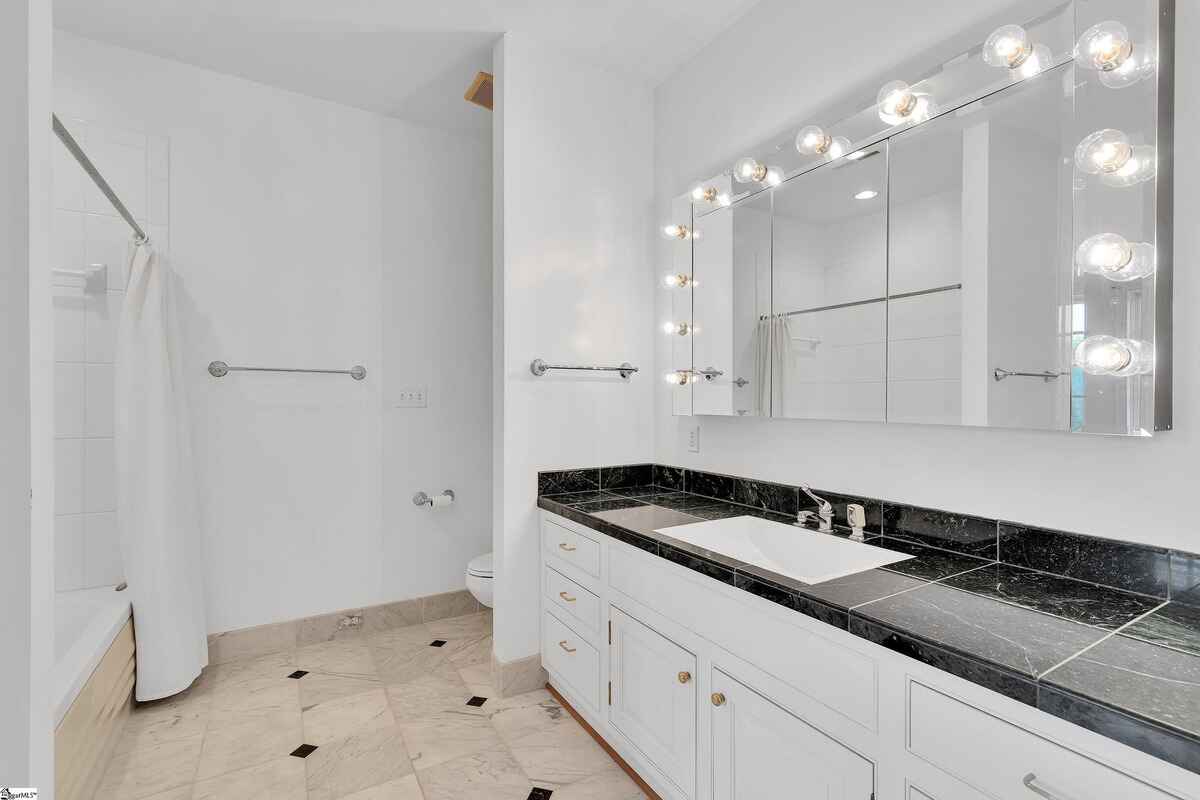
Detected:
left=466, top=552, right=494, bottom=608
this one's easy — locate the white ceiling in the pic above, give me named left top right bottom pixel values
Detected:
left=53, top=0, right=760, bottom=132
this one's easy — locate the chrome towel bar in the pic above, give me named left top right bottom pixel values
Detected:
left=208, top=361, right=366, bottom=380
left=530, top=359, right=638, bottom=379
left=993, top=368, right=1066, bottom=383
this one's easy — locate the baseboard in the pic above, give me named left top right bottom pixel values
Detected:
left=546, top=682, right=663, bottom=800
left=492, top=651, right=548, bottom=697
left=207, top=588, right=482, bottom=664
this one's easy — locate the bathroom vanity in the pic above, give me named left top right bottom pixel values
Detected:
left=537, top=466, right=1200, bottom=800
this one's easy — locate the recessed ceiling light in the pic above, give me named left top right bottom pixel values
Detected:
left=855, top=189, right=879, bottom=200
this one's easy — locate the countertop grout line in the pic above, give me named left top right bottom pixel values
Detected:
left=1036, top=600, right=1171, bottom=682
left=845, top=561, right=995, bottom=612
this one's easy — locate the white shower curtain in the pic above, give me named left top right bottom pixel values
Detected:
left=755, top=314, right=792, bottom=417
left=115, top=242, right=208, bottom=701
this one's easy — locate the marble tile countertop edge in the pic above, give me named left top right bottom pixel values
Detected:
left=536, top=488, right=1200, bottom=777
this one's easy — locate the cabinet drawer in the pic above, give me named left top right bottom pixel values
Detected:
left=543, top=517, right=601, bottom=578
left=908, top=681, right=1179, bottom=800
left=543, top=610, right=600, bottom=711
left=545, top=565, right=600, bottom=633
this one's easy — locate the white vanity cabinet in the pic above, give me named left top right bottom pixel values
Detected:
left=710, top=667, right=874, bottom=800
left=609, top=608, right=698, bottom=797
left=538, top=510, right=1200, bottom=800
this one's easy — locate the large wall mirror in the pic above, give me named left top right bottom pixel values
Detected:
left=665, top=0, right=1172, bottom=437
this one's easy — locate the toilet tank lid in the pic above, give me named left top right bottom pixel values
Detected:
left=468, top=552, right=494, bottom=577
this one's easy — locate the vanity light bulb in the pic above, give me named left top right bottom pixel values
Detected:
left=716, top=193, right=732, bottom=207
left=1075, top=234, right=1155, bottom=282
left=1100, top=145, right=1156, bottom=187
left=663, top=273, right=694, bottom=288
left=733, top=156, right=768, bottom=184
left=877, top=80, right=932, bottom=125
left=1098, top=51, right=1157, bottom=89
left=662, top=223, right=691, bottom=240
left=826, top=136, right=853, bottom=160
left=691, top=185, right=718, bottom=203
left=665, top=370, right=692, bottom=386
left=1074, top=335, right=1153, bottom=377
left=1015, top=43, right=1053, bottom=79
left=663, top=322, right=691, bottom=336
left=764, top=166, right=785, bottom=187
left=983, top=24, right=1033, bottom=69
left=795, top=125, right=833, bottom=156
left=1074, top=129, right=1133, bottom=175
left=1075, top=20, right=1133, bottom=73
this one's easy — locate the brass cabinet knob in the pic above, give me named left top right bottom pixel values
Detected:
left=711, top=692, right=726, bottom=707
left=559, top=591, right=577, bottom=603
left=558, top=542, right=577, bottom=552
left=678, top=671, right=692, bottom=684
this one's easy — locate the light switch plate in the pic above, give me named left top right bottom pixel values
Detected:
left=395, top=387, right=428, bottom=408
left=687, top=425, right=700, bottom=453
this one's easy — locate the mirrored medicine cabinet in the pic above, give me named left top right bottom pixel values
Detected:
left=663, top=0, right=1173, bottom=436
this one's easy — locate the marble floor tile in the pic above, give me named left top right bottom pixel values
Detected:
left=370, top=626, right=461, bottom=686
left=117, top=692, right=212, bottom=755
left=191, top=755, right=306, bottom=799
left=305, top=726, right=414, bottom=800
left=137, top=787, right=193, bottom=800
left=398, top=707, right=504, bottom=770
left=387, top=673, right=479, bottom=723
left=457, top=661, right=492, bottom=695
left=508, top=721, right=612, bottom=785
left=195, top=707, right=303, bottom=781
left=415, top=745, right=534, bottom=800
left=300, top=669, right=384, bottom=709
left=303, top=688, right=396, bottom=745
left=336, top=773, right=425, bottom=799
left=488, top=689, right=572, bottom=744
left=552, top=762, right=648, bottom=799
left=295, top=638, right=378, bottom=677
left=208, top=680, right=300, bottom=727
left=96, top=733, right=203, bottom=799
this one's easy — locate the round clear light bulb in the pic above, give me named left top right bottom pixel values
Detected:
left=877, top=80, right=919, bottom=125
left=663, top=273, right=692, bottom=288
left=1075, top=233, right=1155, bottom=281
left=1014, top=43, right=1053, bottom=78
left=1098, top=51, right=1157, bottom=88
left=1100, top=144, right=1156, bottom=187
left=662, top=321, right=690, bottom=336
left=795, top=125, right=832, bottom=156
left=1074, top=129, right=1132, bottom=174
left=665, top=371, right=689, bottom=385
left=764, top=166, right=785, bottom=187
left=1075, top=20, right=1133, bottom=72
left=662, top=223, right=690, bottom=240
left=826, top=136, right=853, bottom=160
left=691, top=185, right=717, bottom=202
left=984, top=24, right=1033, bottom=69
left=733, top=156, right=766, bottom=183
left=1074, top=335, right=1153, bottom=377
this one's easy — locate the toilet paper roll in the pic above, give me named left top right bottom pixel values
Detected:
left=429, top=492, right=454, bottom=508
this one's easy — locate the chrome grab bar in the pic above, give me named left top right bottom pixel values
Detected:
left=209, top=361, right=366, bottom=380
left=530, top=359, right=638, bottom=379
left=994, top=368, right=1066, bottom=383
left=1023, top=773, right=1072, bottom=800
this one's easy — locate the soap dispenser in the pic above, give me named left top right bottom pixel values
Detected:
left=847, top=504, right=867, bottom=542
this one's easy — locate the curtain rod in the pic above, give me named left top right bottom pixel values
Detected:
left=52, top=114, right=149, bottom=245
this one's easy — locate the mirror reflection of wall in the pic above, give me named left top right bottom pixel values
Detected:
left=771, top=149, right=888, bottom=421
left=693, top=193, right=770, bottom=416
left=886, top=65, right=1071, bottom=429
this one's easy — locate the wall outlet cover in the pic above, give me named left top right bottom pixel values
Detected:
left=395, top=387, right=428, bottom=408
left=687, top=425, right=700, bottom=453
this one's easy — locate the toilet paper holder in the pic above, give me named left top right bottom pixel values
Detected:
left=413, top=489, right=455, bottom=508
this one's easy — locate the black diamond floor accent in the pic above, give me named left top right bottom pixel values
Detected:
left=466, top=696, right=488, bottom=707
left=528, top=789, right=554, bottom=800
left=290, top=743, right=318, bottom=759
left=287, top=670, right=309, bottom=679
left=430, top=639, right=447, bottom=647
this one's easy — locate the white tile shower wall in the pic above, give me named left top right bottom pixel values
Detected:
left=654, top=0, right=1200, bottom=552
left=51, top=117, right=163, bottom=591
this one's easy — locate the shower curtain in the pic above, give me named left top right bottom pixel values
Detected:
left=115, top=242, right=208, bottom=700
left=755, top=314, right=792, bottom=417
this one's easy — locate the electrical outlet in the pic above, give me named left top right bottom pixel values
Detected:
left=395, top=387, right=428, bottom=408
left=687, top=425, right=700, bottom=453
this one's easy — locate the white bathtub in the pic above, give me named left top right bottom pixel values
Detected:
left=55, top=586, right=131, bottom=726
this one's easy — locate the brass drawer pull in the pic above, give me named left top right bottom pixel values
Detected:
left=559, top=591, right=577, bottom=602
left=678, top=671, right=692, bottom=684
left=558, top=640, right=577, bottom=654
left=558, top=542, right=577, bottom=552
left=711, top=692, right=726, bottom=706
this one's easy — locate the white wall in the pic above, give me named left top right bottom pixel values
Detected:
left=493, top=34, right=655, bottom=662
left=654, top=0, right=1200, bottom=552
left=2, top=0, right=54, bottom=789
left=55, top=32, right=493, bottom=633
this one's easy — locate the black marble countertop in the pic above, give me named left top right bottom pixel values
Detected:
left=538, top=485, right=1200, bottom=776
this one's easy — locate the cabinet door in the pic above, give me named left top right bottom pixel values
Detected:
left=609, top=607, right=697, bottom=796
left=710, top=668, right=874, bottom=800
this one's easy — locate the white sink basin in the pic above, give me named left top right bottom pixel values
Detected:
left=655, top=516, right=914, bottom=585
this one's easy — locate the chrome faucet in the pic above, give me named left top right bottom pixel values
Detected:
left=798, top=486, right=834, bottom=532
